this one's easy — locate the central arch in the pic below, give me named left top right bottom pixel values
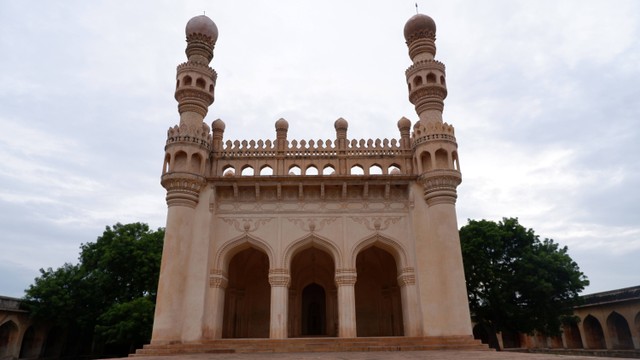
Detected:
left=302, top=283, right=326, bottom=335
left=289, top=247, right=337, bottom=337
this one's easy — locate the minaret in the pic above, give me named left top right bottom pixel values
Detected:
left=152, top=15, right=218, bottom=344
left=404, top=14, right=473, bottom=336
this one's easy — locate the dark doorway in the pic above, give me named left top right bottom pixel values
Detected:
left=302, top=283, right=326, bottom=336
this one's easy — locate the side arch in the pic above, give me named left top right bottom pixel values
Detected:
left=350, top=234, right=409, bottom=271
left=283, top=234, right=342, bottom=270
left=214, top=234, right=275, bottom=272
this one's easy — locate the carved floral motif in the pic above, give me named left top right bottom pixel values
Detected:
left=286, top=217, right=338, bottom=232
left=349, top=216, right=402, bottom=231
left=221, top=217, right=273, bottom=233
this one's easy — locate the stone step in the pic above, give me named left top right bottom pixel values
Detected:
left=133, top=336, right=490, bottom=356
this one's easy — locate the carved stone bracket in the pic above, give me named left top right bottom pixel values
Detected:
left=287, top=217, right=338, bottom=233
left=161, top=172, right=206, bottom=208
left=221, top=217, right=273, bottom=233
left=335, top=268, right=357, bottom=286
left=209, top=269, right=228, bottom=289
left=349, top=216, right=402, bottom=231
left=397, top=267, right=416, bottom=287
left=268, top=268, right=291, bottom=287
left=419, top=169, right=461, bottom=205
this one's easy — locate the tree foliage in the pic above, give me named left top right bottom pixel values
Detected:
left=23, top=222, right=164, bottom=357
left=460, top=217, right=589, bottom=338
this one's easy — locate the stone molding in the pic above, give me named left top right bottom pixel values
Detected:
left=268, top=269, right=291, bottom=287
left=161, top=172, right=206, bottom=208
left=175, top=88, right=214, bottom=117
left=419, top=169, right=461, bottom=205
left=335, top=269, right=357, bottom=286
left=397, top=267, right=416, bottom=287
left=407, top=36, right=436, bottom=59
left=209, top=269, right=228, bottom=289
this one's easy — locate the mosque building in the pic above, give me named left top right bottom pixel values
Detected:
left=144, top=11, right=485, bottom=353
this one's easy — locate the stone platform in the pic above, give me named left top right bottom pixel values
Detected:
left=124, top=349, right=639, bottom=360
left=133, top=336, right=488, bottom=356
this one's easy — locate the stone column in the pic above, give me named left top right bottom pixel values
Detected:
left=269, top=269, right=290, bottom=339
left=335, top=268, right=357, bottom=338
left=151, top=177, right=203, bottom=343
left=203, top=270, right=228, bottom=339
left=397, top=267, right=421, bottom=336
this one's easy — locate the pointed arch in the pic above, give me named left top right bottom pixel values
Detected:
left=583, top=314, right=606, bottom=349
left=214, top=234, right=275, bottom=272
left=0, top=320, right=19, bottom=358
left=322, top=164, right=336, bottom=175
left=350, top=234, right=408, bottom=271
left=606, top=311, right=634, bottom=349
left=369, top=164, right=383, bottom=175
left=173, top=150, right=188, bottom=171
left=288, top=165, right=302, bottom=175
left=283, top=234, right=342, bottom=270
left=350, top=164, right=364, bottom=175
left=259, top=165, right=273, bottom=176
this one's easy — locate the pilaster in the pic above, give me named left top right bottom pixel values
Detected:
left=335, top=268, right=357, bottom=338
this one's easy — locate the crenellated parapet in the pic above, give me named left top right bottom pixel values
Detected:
left=166, top=122, right=212, bottom=150
left=208, top=117, right=413, bottom=178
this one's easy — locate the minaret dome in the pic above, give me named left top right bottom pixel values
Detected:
left=186, top=15, right=219, bottom=43
left=403, top=13, right=436, bottom=41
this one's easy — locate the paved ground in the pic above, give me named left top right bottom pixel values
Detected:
left=121, top=350, right=638, bottom=360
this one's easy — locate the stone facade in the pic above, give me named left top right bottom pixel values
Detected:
left=149, top=13, right=475, bottom=347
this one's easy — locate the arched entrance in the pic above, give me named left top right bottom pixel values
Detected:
left=302, top=283, right=326, bottom=335
left=0, top=321, right=19, bottom=357
left=222, top=247, right=270, bottom=338
left=563, top=322, right=583, bottom=349
left=606, top=312, right=633, bottom=349
left=355, top=246, right=403, bottom=337
left=583, top=315, right=606, bottom=349
left=19, top=326, right=39, bottom=359
left=289, top=247, right=336, bottom=337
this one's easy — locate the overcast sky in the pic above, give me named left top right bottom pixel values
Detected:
left=1, top=1, right=638, bottom=298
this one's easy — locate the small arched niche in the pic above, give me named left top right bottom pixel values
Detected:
left=322, top=165, right=335, bottom=175
left=288, top=165, right=301, bottom=175
left=241, top=165, right=255, bottom=176
left=369, top=165, right=383, bottom=175
left=306, top=165, right=319, bottom=176
left=350, top=165, right=364, bottom=175
left=259, top=165, right=273, bottom=176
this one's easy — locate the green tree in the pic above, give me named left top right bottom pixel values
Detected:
left=460, top=218, right=588, bottom=344
left=23, top=222, right=164, bottom=357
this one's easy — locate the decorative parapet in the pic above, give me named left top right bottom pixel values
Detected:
left=412, top=121, right=456, bottom=148
left=405, top=59, right=445, bottom=77
left=217, top=137, right=405, bottom=158
left=419, top=169, right=461, bottom=205
left=166, top=122, right=212, bottom=150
